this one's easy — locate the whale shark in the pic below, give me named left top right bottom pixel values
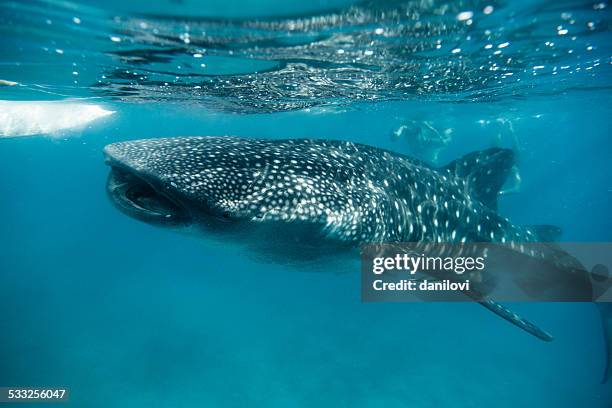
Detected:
left=103, top=136, right=611, bottom=383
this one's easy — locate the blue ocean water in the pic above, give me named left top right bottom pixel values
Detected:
left=1, top=0, right=611, bottom=407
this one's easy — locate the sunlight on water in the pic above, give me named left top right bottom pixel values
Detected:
left=1, top=0, right=610, bottom=112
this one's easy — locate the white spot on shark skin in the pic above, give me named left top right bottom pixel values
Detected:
left=0, top=100, right=114, bottom=138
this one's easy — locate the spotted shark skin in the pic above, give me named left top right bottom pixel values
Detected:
left=104, top=137, right=533, bottom=246
left=103, top=136, right=610, bottom=381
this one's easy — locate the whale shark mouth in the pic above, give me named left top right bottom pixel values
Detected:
left=106, top=166, right=189, bottom=226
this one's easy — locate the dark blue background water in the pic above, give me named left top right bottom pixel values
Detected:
left=1, top=0, right=611, bottom=406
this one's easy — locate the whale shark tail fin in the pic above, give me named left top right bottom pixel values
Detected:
left=597, top=303, right=612, bottom=383
left=442, top=148, right=515, bottom=211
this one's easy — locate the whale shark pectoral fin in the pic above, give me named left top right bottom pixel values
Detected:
left=462, top=285, right=553, bottom=341
left=524, top=225, right=563, bottom=242
left=441, top=148, right=515, bottom=211
left=478, top=299, right=554, bottom=342
left=597, top=303, right=612, bottom=384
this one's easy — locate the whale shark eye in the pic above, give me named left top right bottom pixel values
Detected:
left=222, top=210, right=231, bottom=219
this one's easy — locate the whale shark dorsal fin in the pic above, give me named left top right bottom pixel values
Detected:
left=478, top=299, right=554, bottom=342
left=525, top=224, right=563, bottom=241
left=441, top=148, right=516, bottom=211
